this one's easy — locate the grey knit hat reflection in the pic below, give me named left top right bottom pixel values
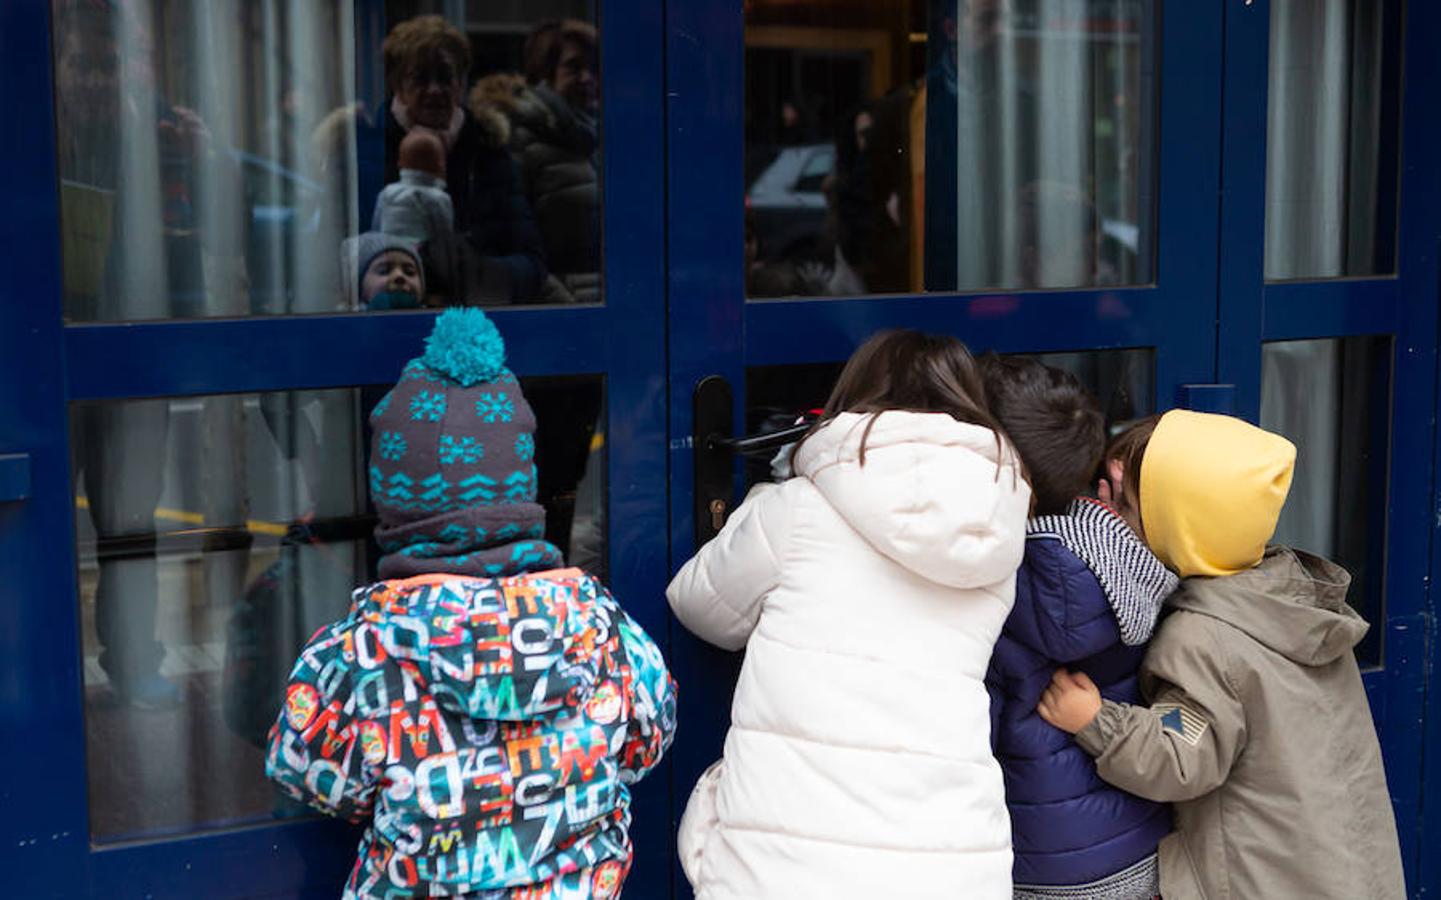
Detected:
left=368, top=308, right=562, bottom=579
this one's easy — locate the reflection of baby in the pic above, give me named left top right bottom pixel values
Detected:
left=371, top=129, right=454, bottom=246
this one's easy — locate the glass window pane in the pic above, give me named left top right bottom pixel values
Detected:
left=744, top=0, right=1156, bottom=299
left=1264, top=0, right=1400, bottom=280
left=1261, top=337, right=1390, bottom=665
left=74, top=378, right=605, bottom=841
left=744, top=346, right=1153, bottom=483
left=51, top=1, right=601, bottom=320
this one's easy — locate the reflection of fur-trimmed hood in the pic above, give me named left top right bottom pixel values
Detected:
left=469, top=101, right=511, bottom=150
left=470, top=73, right=596, bottom=156
left=469, top=73, right=552, bottom=139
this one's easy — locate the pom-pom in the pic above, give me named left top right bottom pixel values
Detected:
left=421, top=308, right=507, bottom=386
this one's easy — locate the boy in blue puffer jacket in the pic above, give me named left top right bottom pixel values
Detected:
left=266, top=309, right=676, bottom=899
left=981, top=357, right=1175, bottom=900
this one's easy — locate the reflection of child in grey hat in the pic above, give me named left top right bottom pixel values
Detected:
left=341, top=231, right=425, bottom=310
left=266, top=308, right=676, bottom=899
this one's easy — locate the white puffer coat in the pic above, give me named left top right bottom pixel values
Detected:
left=668, top=410, right=1030, bottom=899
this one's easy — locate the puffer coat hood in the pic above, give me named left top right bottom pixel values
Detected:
left=669, top=410, right=1029, bottom=899
left=793, top=410, right=1027, bottom=588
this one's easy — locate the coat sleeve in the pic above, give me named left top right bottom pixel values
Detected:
left=666, top=481, right=793, bottom=651
left=265, top=620, right=378, bottom=824
left=614, top=604, right=679, bottom=785
left=1074, top=614, right=1246, bottom=802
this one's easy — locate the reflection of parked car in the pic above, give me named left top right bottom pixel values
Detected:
left=746, top=143, right=834, bottom=263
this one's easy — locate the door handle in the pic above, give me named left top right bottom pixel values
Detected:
left=693, top=376, right=734, bottom=546
left=693, top=377, right=818, bottom=545
left=707, top=422, right=811, bottom=456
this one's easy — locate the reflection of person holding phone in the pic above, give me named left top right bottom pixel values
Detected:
left=53, top=0, right=218, bottom=708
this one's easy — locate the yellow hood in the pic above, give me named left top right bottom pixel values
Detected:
left=1139, top=410, right=1296, bottom=578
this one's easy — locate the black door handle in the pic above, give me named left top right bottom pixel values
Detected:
left=693, top=376, right=817, bottom=546
left=692, top=376, right=734, bottom=546
left=707, top=421, right=811, bottom=456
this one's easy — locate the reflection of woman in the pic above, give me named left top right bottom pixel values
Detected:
left=378, top=16, right=547, bottom=303
left=829, top=95, right=912, bottom=295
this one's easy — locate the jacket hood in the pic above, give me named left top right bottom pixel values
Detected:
left=1140, top=410, right=1296, bottom=578
left=1169, top=546, right=1367, bottom=665
left=353, top=570, right=611, bottom=720
left=1028, top=498, right=1178, bottom=645
left=472, top=75, right=596, bottom=156
left=792, top=410, right=1029, bottom=589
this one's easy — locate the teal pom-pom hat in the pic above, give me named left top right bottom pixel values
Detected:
left=367, top=308, right=563, bottom=579
left=421, top=307, right=507, bottom=385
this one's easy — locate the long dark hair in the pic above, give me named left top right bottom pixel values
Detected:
left=791, top=329, right=1008, bottom=468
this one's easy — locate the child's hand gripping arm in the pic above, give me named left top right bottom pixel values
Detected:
left=666, top=482, right=792, bottom=651
left=614, top=605, right=679, bottom=785
left=1038, top=619, right=1246, bottom=803
left=265, top=620, right=379, bottom=823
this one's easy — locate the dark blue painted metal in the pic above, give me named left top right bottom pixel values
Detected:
left=1262, top=279, right=1401, bottom=341
left=1214, top=0, right=1269, bottom=426
left=594, top=0, right=673, bottom=891
left=665, top=0, right=747, bottom=896
left=87, top=820, right=359, bottom=897
left=65, top=308, right=612, bottom=399
left=1149, top=2, right=1227, bottom=406
left=1400, top=0, right=1441, bottom=888
left=0, top=454, right=32, bottom=503
left=745, top=290, right=1201, bottom=367
left=1176, top=384, right=1237, bottom=415
left=0, top=1, right=93, bottom=895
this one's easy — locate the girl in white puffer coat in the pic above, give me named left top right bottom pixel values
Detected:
left=668, top=330, right=1031, bottom=900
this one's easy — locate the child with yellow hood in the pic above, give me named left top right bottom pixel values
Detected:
left=1036, top=410, right=1406, bottom=900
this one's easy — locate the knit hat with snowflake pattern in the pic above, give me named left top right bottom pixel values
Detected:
left=368, top=308, right=563, bottom=579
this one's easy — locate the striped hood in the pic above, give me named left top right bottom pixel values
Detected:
left=1028, top=498, right=1178, bottom=646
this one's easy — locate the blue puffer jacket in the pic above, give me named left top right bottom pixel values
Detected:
left=986, top=499, right=1176, bottom=893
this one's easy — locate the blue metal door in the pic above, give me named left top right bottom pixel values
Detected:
left=664, top=0, right=1437, bottom=897
left=0, top=1, right=672, bottom=896
left=665, top=1, right=1223, bottom=896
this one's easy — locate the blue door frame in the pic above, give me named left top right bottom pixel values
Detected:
left=2, top=0, right=1441, bottom=896
left=1213, top=2, right=1439, bottom=889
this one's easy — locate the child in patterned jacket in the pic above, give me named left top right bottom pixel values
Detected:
left=981, top=356, right=1175, bottom=900
left=266, top=308, right=677, bottom=900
